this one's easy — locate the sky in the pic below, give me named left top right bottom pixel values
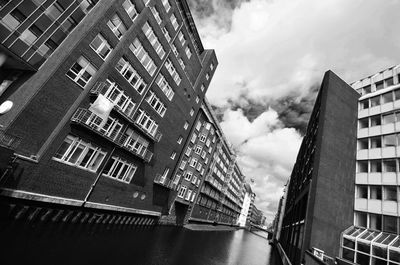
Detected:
left=187, top=0, right=400, bottom=224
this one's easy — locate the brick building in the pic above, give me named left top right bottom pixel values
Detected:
left=0, top=0, right=218, bottom=225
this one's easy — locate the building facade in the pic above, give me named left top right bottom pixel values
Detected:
left=238, top=182, right=253, bottom=227
left=162, top=98, right=246, bottom=226
left=339, top=65, right=400, bottom=265
left=279, top=71, right=359, bottom=265
left=0, top=0, right=218, bottom=226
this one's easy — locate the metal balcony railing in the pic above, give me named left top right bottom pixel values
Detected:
left=133, top=116, right=163, bottom=142
left=71, top=108, right=153, bottom=162
left=0, top=129, right=21, bottom=149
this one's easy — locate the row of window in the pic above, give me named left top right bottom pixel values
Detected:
left=355, top=211, right=400, bottom=234
left=356, top=185, right=398, bottom=201
left=130, top=38, right=157, bottom=76
left=136, top=108, right=158, bottom=136
left=359, top=111, right=400, bottom=129
left=358, top=133, right=400, bottom=150
left=183, top=171, right=201, bottom=187
left=165, top=58, right=181, bottom=85
left=146, top=90, right=166, bottom=117
left=357, top=159, right=400, bottom=173
left=116, top=57, right=147, bottom=94
left=359, top=88, right=400, bottom=110
left=142, top=22, right=165, bottom=59
left=356, top=75, right=399, bottom=96
left=177, top=185, right=196, bottom=202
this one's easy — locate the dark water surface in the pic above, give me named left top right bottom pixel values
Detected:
left=1, top=222, right=279, bottom=265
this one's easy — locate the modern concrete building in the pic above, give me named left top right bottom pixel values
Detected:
left=0, top=0, right=219, bottom=226
left=238, top=182, right=253, bottom=227
left=162, top=98, right=246, bottom=226
left=278, top=71, right=359, bottom=265
left=339, top=65, right=400, bottom=265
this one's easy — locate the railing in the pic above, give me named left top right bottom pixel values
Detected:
left=0, top=129, right=21, bottom=149
left=133, top=114, right=163, bottom=143
left=71, top=108, right=153, bottom=162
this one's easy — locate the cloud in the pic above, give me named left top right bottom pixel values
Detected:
left=220, top=108, right=302, bottom=222
left=188, top=0, right=400, bottom=223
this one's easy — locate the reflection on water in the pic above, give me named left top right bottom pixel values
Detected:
left=1, top=222, right=277, bottom=265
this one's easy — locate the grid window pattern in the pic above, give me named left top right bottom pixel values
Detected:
left=66, top=56, right=96, bottom=87
left=53, top=135, right=106, bottom=172
left=102, top=156, right=137, bottom=183
left=115, top=57, right=147, bottom=94
left=162, top=27, right=171, bottom=42
left=178, top=31, right=186, bottom=46
left=165, top=59, right=181, bottom=85
left=170, top=14, right=179, bottom=30
left=101, top=80, right=136, bottom=118
left=107, top=14, right=127, bottom=39
left=149, top=6, right=161, bottom=24
left=178, top=185, right=187, bottom=198
left=121, top=128, right=149, bottom=156
left=185, top=46, right=192, bottom=59
left=142, top=22, right=165, bottom=59
left=146, top=90, right=167, bottom=117
left=162, top=0, right=171, bottom=12
left=90, top=34, right=112, bottom=60
left=130, top=38, right=157, bottom=75
left=155, top=74, right=175, bottom=100
left=136, top=108, right=159, bottom=136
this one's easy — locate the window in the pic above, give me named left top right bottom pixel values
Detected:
left=102, top=156, right=137, bottom=183
left=107, top=14, right=127, bottom=39
left=121, top=128, right=149, bottom=156
left=370, top=115, right=381, bottom=127
left=149, top=6, right=161, bottom=24
left=79, top=0, right=97, bottom=13
left=170, top=14, right=179, bottom=30
left=355, top=212, right=367, bottom=228
left=383, top=134, right=396, bottom=147
left=375, top=81, right=384, bottom=91
left=162, top=27, right=171, bottom=42
left=165, top=59, right=181, bottom=85
left=178, top=186, right=187, bottom=198
left=179, top=160, right=187, bottom=170
left=210, top=63, right=214, bottom=70
left=178, top=58, right=185, bottom=70
left=185, top=147, right=192, bottom=156
left=358, top=139, right=368, bottom=150
left=196, top=121, right=201, bottom=131
left=178, top=31, right=186, bottom=46
left=156, top=74, right=175, bottom=100
left=369, top=213, right=382, bottom=230
left=45, top=2, right=64, bottom=21
left=20, top=25, right=42, bottom=45
left=383, top=160, right=396, bottom=172
left=123, top=0, right=138, bottom=20
left=195, top=96, right=200, bottom=104
left=360, top=100, right=369, bottom=110
left=171, top=43, right=179, bottom=57
left=386, top=77, right=394, bottom=87
left=54, top=135, right=106, bottom=172
left=100, top=116, right=124, bottom=140
left=383, top=113, right=395, bottom=124
left=184, top=171, right=193, bottom=181
left=1, top=9, right=26, bottom=31
left=370, top=160, right=382, bottom=173
left=116, top=57, right=147, bottom=94
left=190, top=158, right=198, bottom=168
left=370, top=96, right=380, bottom=107
left=356, top=185, right=368, bottom=199
left=200, top=85, right=205, bottom=92
left=185, top=46, right=192, bottom=59
left=204, top=157, right=208, bottom=165
left=384, top=186, right=397, bottom=201
left=162, top=0, right=171, bottom=12
left=185, top=189, right=192, bottom=200
left=146, top=91, right=167, bottom=117
left=196, top=163, right=201, bottom=171
left=395, top=89, right=400, bottom=101
left=206, top=139, right=211, bottom=147
left=66, top=56, right=96, bottom=87
left=383, top=215, right=397, bottom=233
left=200, top=134, right=206, bottom=142
left=191, top=133, right=197, bottom=143
left=359, top=118, right=368, bottom=129
left=195, top=145, right=202, bottom=155
left=130, top=38, right=157, bottom=75
left=184, top=121, right=189, bottom=130
left=177, top=136, right=183, bottom=144
left=170, top=151, right=176, bottom=160
left=190, top=108, right=194, bottom=116
left=90, top=34, right=112, bottom=59
left=142, top=22, right=165, bottom=59
left=382, top=92, right=393, bottom=104
left=206, top=73, right=209, bottom=80
left=136, top=109, right=158, bottom=136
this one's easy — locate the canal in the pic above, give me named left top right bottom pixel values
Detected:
left=1, top=222, right=281, bottom=265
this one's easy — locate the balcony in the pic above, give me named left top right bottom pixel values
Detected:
left=133, top=113, right=163, bottom=143
left=154, top=174, right=171, bottom=188
left=71, top=108, right=153, bottom=162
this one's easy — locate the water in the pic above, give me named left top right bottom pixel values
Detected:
left=1, top=223, right=280, bottom=265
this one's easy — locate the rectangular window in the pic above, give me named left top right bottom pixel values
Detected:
left=170, top=14, right=179, bottom=30
left=107, top=14, right=127, bottom=39
left=195, top=96, right=200, bottom=104
left=178, top=186, right=187, bottom=198
left=116, top=57, right=147, bottom=94
left=54, top=135, right=106, bottom=172
left=201, top=151, right=206, bottom=159
left=142, top=22, right=165, bottom=59
left=136, top=108, right=158, bottom=136
left=79, top=0, right=97, bottom=13
left=370, top=160, right=382, bottom=173
left=99, top=116, right=123, bottom=140
left=210, top=63, right=214, bottom=70
left=146, top=90, right=167, bottom=117
left=177, top=136, right=183, bottom=144
left=191, top=133, right=197, bottom=143
left=383, top=134, right=396, bottom=147
left=376, top=81, right=384, bottom=91
left=196, top=121, right=201, bottom=131
left=178, top=31, right=186, bottom=46
left=121, top=128, right=149, bottom=156
left=178, top=58, right=185, bottom=70
left=206, top=73, right=209, bottom=80
left=185, top=46, right=192, bottom=59
left=1, top=9, right=26, bottom=31
left=370, top=96, right=380, bottom=107
left=195, top=145, right=202, bottom=155
left=45, top=2, right=64, bottom=21
left=184, top=171, right=193, bottom=181
left=383, top=113, right=395, bottom=124
left=382, top=92, right=393, bottom=104
left=206, top=139, right=211, bottom=147
left=384, top=160, right=396, bottom=172
left=102, top=156, right=137, bottom=183
left=200, top=134, right=206, bottom=142
left=123, top=0, right=138, bottom=20
left=360, top=100, right=369, bottom=110
left=156, top=74, right=175, bottom=100
left=162, top=0, right=171, bottom=12
left=165, top=59, right=181, bottom=85
left=66, top=56, right=96, bottom=87
left=90, top=34, right=112, bottom=60
left=384, top=186, right=397, bottom=201
left=179, top=160, right=187, bottom=170
left=196, top=163, right=201, bottom=171
left=185, top=147, right=192, bottom=156
left=190, top=108, right=194, bottom=116
left=149, top=6, right=161, bottom=24
left=184, top=121, right=189, bottom=130
left=370, top=115, right=381, bottom=127
left=190, top=158, right=198, bottom=168
left=185, top=189, right=192, bottom=200
left=20, top=25, right=42, bottom=45
left=130, top=38, right=157, bottom=75
left=383, top=215, right=397, bottom=233
left=170, top=151, right=176, bottom=160
left=162, top=27, right=171, bottom=42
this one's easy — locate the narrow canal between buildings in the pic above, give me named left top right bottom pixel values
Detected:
left=1, top=222, right=280, bottom=265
